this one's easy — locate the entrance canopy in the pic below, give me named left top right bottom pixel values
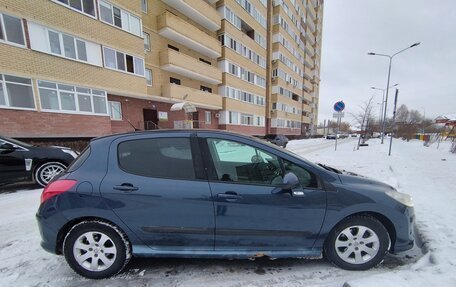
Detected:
left=170, top=102, right=197, bottom=113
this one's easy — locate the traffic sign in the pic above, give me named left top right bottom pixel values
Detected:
left=334, top=101, right=345, bottom=112
left=333, top=112, right=344, bottom=118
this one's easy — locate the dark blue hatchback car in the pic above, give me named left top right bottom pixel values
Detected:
left=36, top=130, right=415, bottom=279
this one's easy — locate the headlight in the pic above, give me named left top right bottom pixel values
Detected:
left=62, top=149, right=78, bottom=159
left=386, top=190, right=414, bottom=207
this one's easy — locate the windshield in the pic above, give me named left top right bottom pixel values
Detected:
left=1, top=137, right=32, bottom=148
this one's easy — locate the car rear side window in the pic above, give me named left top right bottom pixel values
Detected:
left=118, top=138, right=196, bottom=180
left=67, top=146, right=90, bottom=172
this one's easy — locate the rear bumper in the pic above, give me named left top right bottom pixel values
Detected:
left=392, top=206, right=415, bottom=253
left=36, top=212, right=59, bottom=254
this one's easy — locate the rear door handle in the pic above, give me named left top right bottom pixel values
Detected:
left=113, top=183, right=138, bottom=192
left=217, top=191, right=241, bottom=201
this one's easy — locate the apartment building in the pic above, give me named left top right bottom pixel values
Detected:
left=270, top=0, right=322, bottom=136
left=0, top=0, right=323, bottom=140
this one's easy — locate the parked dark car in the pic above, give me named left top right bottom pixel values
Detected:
left=326, top=134, right=337, bottom=139
left=36, top=130, right=415, bottom=279
left=264, top=134, right=289, bottom=147
left=0, top=136, right=77, bottom=187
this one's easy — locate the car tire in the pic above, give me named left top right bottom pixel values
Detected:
left=63, top=220, right=131, bottom=279
left=324, top=215, right=390, bottom=270
left=35, top=161, right=67, bottom=187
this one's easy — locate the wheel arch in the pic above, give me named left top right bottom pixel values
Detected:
left=55, top=216, right=131, bottom=255
left=325, top=211, right=397, bottom=251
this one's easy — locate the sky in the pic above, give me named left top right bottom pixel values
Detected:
left=318, top=0, right=456, bottom=126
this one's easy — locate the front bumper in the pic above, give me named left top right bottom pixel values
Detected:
left=392, top=206, right=415, bottom=253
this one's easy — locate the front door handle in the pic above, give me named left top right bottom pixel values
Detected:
left=113, top=183, right=138, bottom=192
left=217, top=191, right=241, bottom=201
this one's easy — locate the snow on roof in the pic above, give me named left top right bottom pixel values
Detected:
left=435, top=114, right=456, bottom=123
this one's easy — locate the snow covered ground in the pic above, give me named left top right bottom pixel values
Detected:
left=0, top=137, right=455, bottom=286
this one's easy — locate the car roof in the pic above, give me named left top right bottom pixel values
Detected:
left=91, top=129, right=258, bottom=143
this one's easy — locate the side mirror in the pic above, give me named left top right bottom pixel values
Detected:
left=282, top=172, right=299, bottom=190
left=272, top=172, right=300, bottom=194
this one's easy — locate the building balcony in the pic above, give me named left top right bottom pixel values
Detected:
left=303, top=92, right=313, bottom=103
left=162, top=0, right=221, bottom=32
left=157, top=11, right=221, bottom=58
left=304, top=66, right=313, bottom=80
left=160, top=49, right=222, bottom=85
left=162, top=83, right=223, bottom=110
left=303, top=79, right=313, bottom=92
left=302, top=116, right=311, bottom=124
left=302, top=104, right=312, bottom=113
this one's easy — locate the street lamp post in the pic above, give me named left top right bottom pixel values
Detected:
left=371, top=84, right=398, bottom=141
left=368, top=42, right=420, bottom=144
left=421, top=107, right=426, bottom=134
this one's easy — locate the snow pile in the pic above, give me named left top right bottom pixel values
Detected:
left=291, top=139, right=456, bottom=287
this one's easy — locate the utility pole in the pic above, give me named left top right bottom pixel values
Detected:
left=388, top=89, right=399, bottom=156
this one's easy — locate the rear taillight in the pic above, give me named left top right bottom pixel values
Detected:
left=40, top=180, right=77, bottom=203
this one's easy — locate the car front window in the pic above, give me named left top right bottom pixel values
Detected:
left=207, top=138, right=283, bottom=185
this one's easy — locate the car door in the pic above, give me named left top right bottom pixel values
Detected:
left=200, top=134, right=326, bottom=252
left=0, top=139, right=27, bottom=183
left=100, top=133, right=215, bottom=251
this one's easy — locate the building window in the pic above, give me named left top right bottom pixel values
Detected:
left=199, top=58, right=211, bottom=65
left=240, top=113, right=254, bottom=125
left=167, top=44, right=179, bottom=51
left=53, top=0, right=96, bottom=17
left=99, top=0, right=142, bottom=36
left=145, top=69, right=152, bottom=86
left=28, top=22, right=102, bottom=66
left=228, top=111, right=239, bottom=125
left=141, top=0, right=148, bottom=13
left=38, top=80, right=108, bottom=115
left=0, top=74, right=35, bottom=110
left=170, top=77, right=181, bottom=85
left=108, top=101, right=122, bottom=120
left=0, top=13, right=25, bottom=47
left=205, top=111, right=211, bottom=124
left=103, top=47, right=145, bottom=76
left=143, top=32, right=150, bottom=51
left=200, top=86, right=212, bottom=93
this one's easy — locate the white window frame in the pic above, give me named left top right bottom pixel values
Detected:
left=143, top=31, right=150, bottom=51
left=0, top=73, right=36, bottom=111
left=108, top=100, right=122, bottom=120
left=98, top=0, right=143, bottom=37
left=0, top=13, right=26, bottom=48
left=145, top=68, right=152, bottom=86
left=103, top=46, right=145, bottom=77
left=37, top=80, right=109, bottom=116
left=205, top=111, right=211, bottom=124
left=45, top=27, right=93, bottom=65
left=141, top=0, right=148, bottom=13
left=51, top=0, right=97, bottom=19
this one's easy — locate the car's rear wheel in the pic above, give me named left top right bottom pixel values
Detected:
left=63, top=221, right=131, bottom=279
left=324, top=215, right=390, bottom=270
left=35, top=162, right=66, bottom=187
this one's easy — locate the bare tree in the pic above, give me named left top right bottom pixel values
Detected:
left=350, top=96, right=375, bottom=149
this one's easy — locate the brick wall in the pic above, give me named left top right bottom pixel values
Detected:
left=0, top=109, right=111, bottom=138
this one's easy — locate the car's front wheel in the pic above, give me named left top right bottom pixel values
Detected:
left=324, top=215, right=390, bottom=270
left=63, top=221, right=131, bottom=279
left=35, top=161, right=67, bottom=187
